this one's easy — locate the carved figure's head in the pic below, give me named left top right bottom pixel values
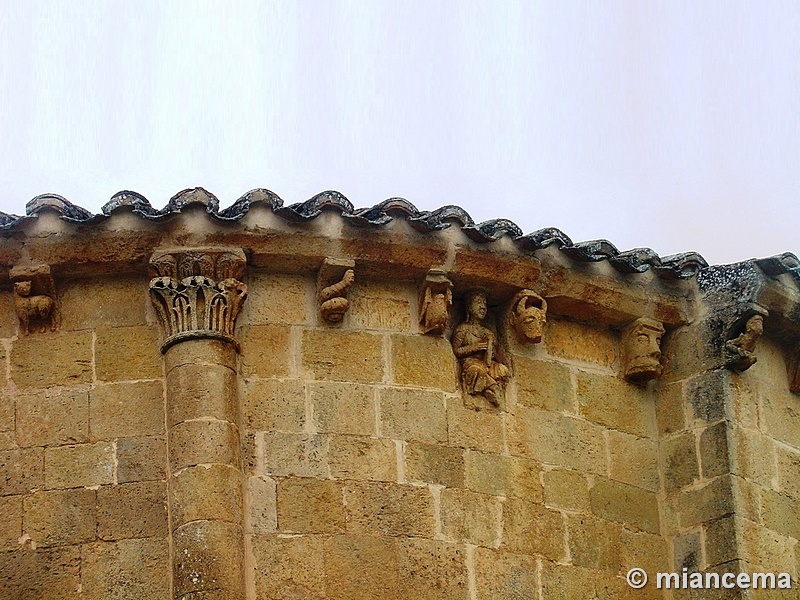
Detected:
left=622, top=317, right=665, bottom=384
left=464, top=290, right=488, bottom=322
left=14, top=281, right=32, bottom=297
left=512, top=291, right=547, bottom=343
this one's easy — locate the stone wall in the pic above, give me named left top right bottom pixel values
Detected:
left=0, top=193, right=799, bottom=599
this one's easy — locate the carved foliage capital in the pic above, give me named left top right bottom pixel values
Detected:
left=149, top=248, right=247, bottom=352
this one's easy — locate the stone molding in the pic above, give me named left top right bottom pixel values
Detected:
left=149, top=248, right=247, bottom=352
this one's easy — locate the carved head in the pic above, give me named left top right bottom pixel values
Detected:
left=13, top=281, right=32, bottom=297
left=512, top=291, right=547, bottom=344
left=622, top=317, right=665, bottom=384
left=464, top=290, right=488, bottom=322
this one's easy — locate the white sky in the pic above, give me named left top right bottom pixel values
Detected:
left=1, top=1, right=798, bottom=265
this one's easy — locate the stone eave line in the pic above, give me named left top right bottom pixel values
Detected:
left=0, top=185, right=768, bottom=283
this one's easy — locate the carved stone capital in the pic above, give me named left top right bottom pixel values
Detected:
left=149, top=248, right=247, bottom=352
left=419, top=270, right=452, bottom=336
left=317, top=258, right=355, bottom=323
left=10, top=263, right=57, bottom=334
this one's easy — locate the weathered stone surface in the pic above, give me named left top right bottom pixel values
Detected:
left=440, top=488, right=501, bottom=547
left=0, top=447, right=43, bottom=495
left=277, top=477, right=345, bottom=534
left=253, top=533, right=326, bottom=599
left=700, top=420, right=730, bottom=479
left=396, top=537, right=468, bottom=600
left=0, top=495, right=22, bottom=550
left=116, top=435, right=166, bottom=483
left=590, top=477, right=660, bottom=533
left=405, top=441, right=464, bottom=488
left=730, top=425, right=776, bottom=487
left=501, top=497, right=565, bottom=560
left=343, top=481, right=434, bottom=537
left=608, top=430, right=659, bottom=491
left=0, top=390, right=14, bottom=434
left=673, top=476, right=735, bottom=529
left=242, top=377, right=305, bottom=433
left=239, top=325, right=292, bottom=379
left=390, top=334, right=457, bottom=391
left=167, top=364, right=237, bottom=426
left=95, top=325, right=162, bottom=381
left=60, top=276, right=148, bottom=329
left=446, top=399, right=505, bottom=454
left=568, top=513, right=622, bottom=571
left=514, top=356, right=574, bottom=412
left=164, top=338, right=237, bottom=372
left=97, top=481, right=168, bottom=540
left=576, top=371, right=655, bottom=438
left=310, top=381, right=375, bottom=436
left=380, top=387, right=447, bottom=444
left=465, top=451, right=543, bottom=501
left=761, top=488, right=800, bottom=539
left=89, top=380, right=165, bottom=440
left=473, top=547, right=538, bottom=600
left=262, top=432, right=329, bottom=478
left=776, top=445, right=800, bottom=499
left=0, top=291, right=18, bottom=338
left=24, top=488, right=96, bottom=546
left=761, top=385, right=800, bottom=450
left=621, top=528, right=669, bottom=575
left=11, top=331, right=93, bottom=388
left=247, top=475, right=277, bottom=534
left=324, top=534, right=398, bottom=600
left=302, top=329, right=384, bottom=383
left=674, top=530, right=703, bottom=571
left=328, top=435, right=397, bottom=482
left=655, top=380, right=686, bottom=436
left=507, top=405, right=606, bottom=474
left=349, top=281, right=413, bottom=331
left=686, top=370, right=729, bottom=424
left=170, top=464, right=243, bottom=528
left=16, top=386, right=88, bottom=447
left=541, top=562, right=642, bottom=600
left=240, top=272, right=309, bottom=325
left=169, top=419, right=240, bottom=471
left=44, top=441, right=114, bottom=489
left=0, top=546, right=81, bottom=599
left=80, top=538, right=170, bottom=600
left=543, top=468, right=589, bottom=511
left=172, top=520, right=244, bottom=598
left=660, top=430, right=699, bottom=492
left=544, top=318, right=616, bottom=367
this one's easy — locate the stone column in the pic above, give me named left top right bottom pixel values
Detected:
left=149, top=248, right=248, bottom=600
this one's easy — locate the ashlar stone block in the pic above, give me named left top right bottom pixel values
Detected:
left=11, top=331, right=93, bottom=388
left=44, top=442, right=114, bottom=489
left=277, top=477, right=345, bottom=534
left=343, top=481, right=434, bottom=537
left=16, top=386, right=88, bottom=447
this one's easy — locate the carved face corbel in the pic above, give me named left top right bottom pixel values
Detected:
left=419, top=270, right=452, bottom=335
left=317, top=258, right=355, bottom=323
left=622, top=317, right=665, bottom=384
left=508, top=289, right=547, bottom=344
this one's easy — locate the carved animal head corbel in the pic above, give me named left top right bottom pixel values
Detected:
left=10, top=263, right=57, bottom=334
left=317, top=258, right=356, bottom=323
left=419, top=270, right=452, bottom=335
left=508, top=289, right=547, bottom=344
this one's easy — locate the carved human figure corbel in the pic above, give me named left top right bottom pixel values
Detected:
left=725, top=314, right=764, bottom=372
left=452, top=290, right=511, bottom=408
left=419, top=270, right=452, bottom=335
left=10, top=264, right=57, bottom=334
left=317, top=258, right=355, bottom=323
left=622, top=317, right=665, bottom=384
left=508, top=289, right=547, bottom=344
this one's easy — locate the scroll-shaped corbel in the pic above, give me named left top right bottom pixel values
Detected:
left=419, top=270, right=452, bottom=335
left=725, top=312, right=766, bottom=372
left=317, top=258, right=355, bottom=323
left=10, top=264, right=57, bottom=334
left=507, top=289, right=547, bottom=344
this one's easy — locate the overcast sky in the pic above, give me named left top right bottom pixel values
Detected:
left=1, top=1, right=798, bottom=265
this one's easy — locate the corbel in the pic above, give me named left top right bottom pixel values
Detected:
left=317, top=258, right=355, bottom=323
left=10, top=263, right=57, bottom=334
left=419, top=269, right=452, bottom=335
left=506, top=289, right=547, bottom=344
left=724, top=308, right=768, bottom=373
